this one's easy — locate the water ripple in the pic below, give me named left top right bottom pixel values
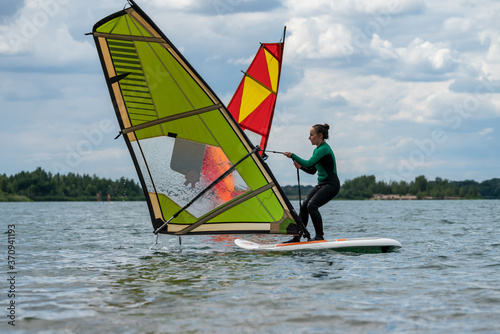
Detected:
left=2, top=200, right=500, bottom=333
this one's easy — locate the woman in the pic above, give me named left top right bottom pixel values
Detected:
left=284, top=124, right=340, bottom=242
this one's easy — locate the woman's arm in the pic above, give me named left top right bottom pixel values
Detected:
left=286, top=152, right=317, bottom=174
left=300, top=165, right=317, bottom=175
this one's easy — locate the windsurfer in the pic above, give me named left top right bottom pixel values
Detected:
left=283, top=123, right=340, bottom=242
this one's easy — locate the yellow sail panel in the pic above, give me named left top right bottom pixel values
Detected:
left=265, top=49, right=280, bottom=92
left=239, top=76, right=271, bottom=123
left=92, top=1, right=300, bottom=236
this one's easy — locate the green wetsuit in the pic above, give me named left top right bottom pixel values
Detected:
left=291, top=142, right=338, bottom=185
left=291, top=142, right=340, bottom=239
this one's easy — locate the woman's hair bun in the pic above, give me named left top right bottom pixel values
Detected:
left=312, top=123, right=330, bottom=140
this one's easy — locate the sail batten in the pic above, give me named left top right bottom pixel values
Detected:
left=94, top=32, right=164, bottom=43
left=121, top=104, right=223, bottom=134
left=92, top=0, right=300, bottom=236
left=243, top=71, right=277, bottom=95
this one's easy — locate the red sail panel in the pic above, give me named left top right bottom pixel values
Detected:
left=239, top=94, right=276, bottom=136
left=247, top=47, right=273, bottom=90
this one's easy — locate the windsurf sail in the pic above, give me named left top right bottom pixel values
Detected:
left=227, top=29, right=286, bottom=153
left=91, top=0, right=301, bottom=236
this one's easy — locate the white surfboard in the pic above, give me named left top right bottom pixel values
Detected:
left=235, top=237, right=401, bottom=253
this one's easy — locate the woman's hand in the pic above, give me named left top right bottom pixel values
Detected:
left=293, top=161, right=301, bottom=169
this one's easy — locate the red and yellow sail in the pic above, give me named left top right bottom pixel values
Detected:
left=227, top=31, right=285, bottom=152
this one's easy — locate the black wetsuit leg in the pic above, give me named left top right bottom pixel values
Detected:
left=300, top=183, right=339, bottom=239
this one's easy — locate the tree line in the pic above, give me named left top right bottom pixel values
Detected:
left=1, top=168, right=499, bottom=201
left=0, top=167, right=144, bottom=202
left=282, top=175, right=500, bottom=200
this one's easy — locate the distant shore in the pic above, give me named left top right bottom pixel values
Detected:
left=0, top=193, right=32, bottom=202
left=370, top=194, right=463, bottom=200
left=285, top=194, right=468, bottom=201
left=2, top=168, right=499, bottom=201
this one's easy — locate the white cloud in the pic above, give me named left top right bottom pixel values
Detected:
left=370, top=34, right=398, bottom=60
left=227, top=55, right=253, bottom=66
left=33, top=24, right=94, bottom=66
left=443, top=17, right=474, bottom=33
left=283, top=0, right=425, bottom=16
left=0, top=1, right=94, bottom=74
left=483, top=31, right=500, bottom=64
left=479, top=128, right=493, bottom=135
left=0, top=0, right=70, bottom=55
left=285, top=17, right=353, bottom=60
left=354, top=0, right=425, bottom=15
left=397, top=38, right=457, bottom=71
left=148, top=0, right=199, bottom=10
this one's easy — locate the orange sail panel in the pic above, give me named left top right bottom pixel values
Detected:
left=227, top=39, right=285, bottom=151
left=200, top=146, right=236, bottom=203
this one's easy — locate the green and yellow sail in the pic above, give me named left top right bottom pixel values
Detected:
left=91, top=0, right=300, bottom=235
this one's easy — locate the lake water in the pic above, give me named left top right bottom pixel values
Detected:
left=1, top=200, right=499, bottom=333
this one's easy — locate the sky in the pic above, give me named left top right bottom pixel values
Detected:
left=1, top=0, right=499, bottom=186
